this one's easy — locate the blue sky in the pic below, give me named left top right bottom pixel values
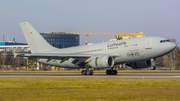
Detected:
left=0, top=0, right=180, bottom=45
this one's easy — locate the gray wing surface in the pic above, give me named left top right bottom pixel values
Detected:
left=11, top=53, right=120, bottom=64
left=16, top=53, right=120, bottom=58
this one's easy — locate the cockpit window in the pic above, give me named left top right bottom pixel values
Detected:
left=160, top=40, right=171, bottom=43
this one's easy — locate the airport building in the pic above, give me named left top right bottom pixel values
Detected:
left=0, top=41, right=29, bottom=52
left=40, top=32, right=79, bottom=48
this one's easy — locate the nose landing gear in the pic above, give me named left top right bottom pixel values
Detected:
left=150, top=58, right=156, bottom=70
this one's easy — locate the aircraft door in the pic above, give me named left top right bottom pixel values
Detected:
left=145, top=39, right=152, bottom=49
left=144, top=39, right=153, bottom=58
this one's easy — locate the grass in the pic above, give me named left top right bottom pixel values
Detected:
left=0, top=78, right=180, bottom=101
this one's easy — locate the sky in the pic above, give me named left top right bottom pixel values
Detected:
left=0, top=0, right=180, bottom=45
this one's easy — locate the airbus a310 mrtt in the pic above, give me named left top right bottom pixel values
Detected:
left=15, top=22, right=176, bottom=75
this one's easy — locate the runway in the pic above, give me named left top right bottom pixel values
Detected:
left=0, top=74, right=180, bottom=79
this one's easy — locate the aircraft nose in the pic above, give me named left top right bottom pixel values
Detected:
left=169, top=42, right=176, bottom=51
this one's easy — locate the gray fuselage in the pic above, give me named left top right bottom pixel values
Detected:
left=37, top=36, right=176, bottom=68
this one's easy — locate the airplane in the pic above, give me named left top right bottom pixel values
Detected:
left=13, top=22, right=176, bottom=75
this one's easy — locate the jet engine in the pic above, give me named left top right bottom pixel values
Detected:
left=88, top=55, right=114, bottom=68
left=128, top=60, right=151, bottom=69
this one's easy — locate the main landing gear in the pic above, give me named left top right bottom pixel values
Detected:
left=81, top=70, right=93, bottom=75
left=81, top=67, right=117, bottom=75
left=106, top=69, right=117, bottom=75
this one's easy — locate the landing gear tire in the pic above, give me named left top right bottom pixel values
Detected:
left=90, top=70, right=93, bottom=75
left=86, top=70, right=91, bottom=75
left=113, top=70, right=117, bottom=75
left=106, top=70, right=117, bottom=75
left=106, top=70, right=110, bottom=75
left=150, top=66, right=156, bottom=70
left=81, top=70, right=86, bottom=75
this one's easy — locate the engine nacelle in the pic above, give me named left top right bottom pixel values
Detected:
left=88, top=55, right=114, bottom=68
left=129, top=60, right=151, bottom=69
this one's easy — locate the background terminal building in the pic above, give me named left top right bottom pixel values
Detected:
left=0, top=41, right=29, bottom=52
left=40, top=32, right=79, bottom=48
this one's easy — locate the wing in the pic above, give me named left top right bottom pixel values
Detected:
left=6, top=53, right=120, bottom=65
left=9, top=53, right=120, bottom=60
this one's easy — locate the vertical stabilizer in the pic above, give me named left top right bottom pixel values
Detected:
left=20, top=22, right=57, bottom=53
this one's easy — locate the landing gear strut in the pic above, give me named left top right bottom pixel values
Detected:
left=106, top=68, right=117, bottom=75
left=81, top=69, right=93, bottom=75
